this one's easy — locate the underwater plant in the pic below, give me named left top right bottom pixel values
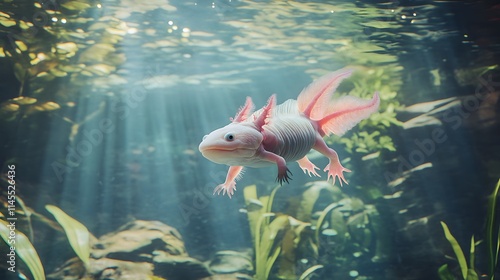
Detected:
left=45, top=205, right=92, bottom=268
left=243, top=184, right=322, bottom=280
left=0, top=200, right=92, bottom=280
left=243, top=181, right=383, bottom=279
left=0, top=215, right=45, bottom=280
left=438, top=222, right=479, bottom=280
left=438, top=179, right=500, bottom=280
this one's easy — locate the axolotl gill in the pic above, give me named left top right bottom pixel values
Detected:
left=199, top=68, right=380, bottom=198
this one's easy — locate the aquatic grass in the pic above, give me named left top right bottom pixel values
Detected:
left=440, top=221, right=478, bottom=280
left=243, top=185, right=260, bottom=242
left=254, top=212, right=277, bottom=279
left=46, top=205, right=91, bottom=268
left=486, top=179, right=500, bottom=280
left=0, top=218, right=45, bottom=280
left=299, top=264, right=323, bottom=280
left=16, top=196, right=34, bottom=242
left=314, top=202, right=342, bottom=244
left=244, top=184, right=282, bottom=279
left=244, top=184, right=319, bottom=280
left=438, top=179, right=500, bottom=280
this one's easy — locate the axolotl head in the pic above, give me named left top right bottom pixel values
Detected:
left=199, top=122, right=263, bottom=166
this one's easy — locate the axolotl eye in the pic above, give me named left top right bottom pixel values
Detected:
left=224, top=133, right=235, bottom=141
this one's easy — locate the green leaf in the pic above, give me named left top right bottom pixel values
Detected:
left=486, top=179, right=500, bottom=280
left=61, top=1, right=91, bottom=10
left=315, top=202, right=342, bottom=244
left=469, top=235, right=475, bottom=271
left=440, top=221, right=468, bottom=280
left=437, top=264, right=455, bottom=280
left=0, top=220, right=45, bottom=280
left=299, top=264, right=324, bottom=280
left=45, top=205, right=90, bottom=267
left=466, top=268, right=479, bottom=280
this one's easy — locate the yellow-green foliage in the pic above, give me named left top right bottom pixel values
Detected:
left=243, top=185, right=321, bottom=280
left=486, top=179, right=500, bottom=280
left=46, top=205, right=91, bottom=268
left=0, top=218, right=45, bottom=280
left=439, top=179, right=500, bottom=280
left=439, top=222, right=478, bottom=280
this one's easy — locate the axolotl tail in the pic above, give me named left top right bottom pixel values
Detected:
left=296, top=68, right=380, bottom=137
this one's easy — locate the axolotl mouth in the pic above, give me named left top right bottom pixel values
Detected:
left=199, top=143, right=257, bottom=165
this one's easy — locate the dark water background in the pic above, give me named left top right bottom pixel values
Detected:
left=1, top=0, right=499, bottom=279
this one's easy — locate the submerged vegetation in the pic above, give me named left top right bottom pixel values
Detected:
left=0, top=202, right=91, bottom=280
left=243, top=182, right=384, bottom=279
left=438, top=179, right=500, bottom=280
left=0, top=0, right=499, bottom=280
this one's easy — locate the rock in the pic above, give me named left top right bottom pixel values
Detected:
left=153, top=252, right=212, bottom=280
left=47, top=257, right=154, bottom=280
left=92, top=220, right=187, bottom=261
left=49, top=220, right=212, bottom=279
left=88, top=258, right=154, bottom=279
left=47, top=257, right=85, bottom=280
left=207, top=251, right=253, bottom=275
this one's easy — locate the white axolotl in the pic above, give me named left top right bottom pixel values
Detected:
left=199, top=68, right=380, bottom=198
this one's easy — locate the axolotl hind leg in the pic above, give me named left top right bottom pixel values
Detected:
left=313, top=135, right=351, bottom=186
left=214, top=165, right=243, bottom=198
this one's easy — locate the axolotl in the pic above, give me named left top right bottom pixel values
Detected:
left=199, top=68, right=380, bottom=198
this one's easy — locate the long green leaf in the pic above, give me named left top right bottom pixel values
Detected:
left=45, top=205, right=90, bottom=267
left=440, top=221, right=468, bottom=280
left=244, top=185, right=259, bottom=243
left=437, top=264, right=455, bottom=280
left=486, top=179, right=500, bottom=280
left=0, top=220, right=45, bottom=280
left=315, top=203, right=341, bottom=244
left=264, top=246, right=281, bottom=279
left=16, top=196, right=34, bottom=243
left=255, top=212, right=275, bottom=279
left=469, top=236, right=475, bottom=271
left=299, top=264, right=324, bottom=280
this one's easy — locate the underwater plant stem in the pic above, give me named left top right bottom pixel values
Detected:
left=314, top=203, right=342, bottom=244
left=440, top=221, right=468, bottom=280
left=16, top=196, right=34, bottom=243
left=255, top=213, right=275, bottom=279
left=299, top=264, right=324, bottom=280
left=469, top=236, right=475, bottom=271
left=486, top=179, right=500, bottom=280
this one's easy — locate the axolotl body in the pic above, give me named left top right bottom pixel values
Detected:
left=199, top=68, right=380, bottom=198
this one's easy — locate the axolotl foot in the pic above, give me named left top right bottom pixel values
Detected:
left=276, top=166, right=293, bottom=185
left=213, top=181, right=236, bottom=198
left=324, top=161, right=351, bottom=186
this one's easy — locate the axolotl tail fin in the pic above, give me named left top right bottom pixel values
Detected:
left=297, top=68, right=380, bottom=137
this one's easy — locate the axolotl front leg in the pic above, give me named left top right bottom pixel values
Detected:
left=214, top=166, right=243, bottom=198
left=256, top=145, right=292, bottom=184
left=214, top=147, right=291, bottom=199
